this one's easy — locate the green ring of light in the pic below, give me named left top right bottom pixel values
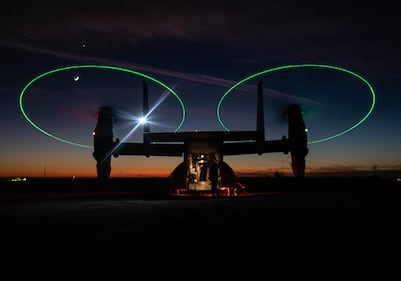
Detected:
left=217, top=64, right=376, bottom=144
left=19, top=65, right=186, bottom=149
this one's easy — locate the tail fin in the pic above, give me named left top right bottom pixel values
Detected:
left=143, top=81, right=150, bottom=157
left=143, top=81, right=150, bottom=134
left=256, top=80, right=265, bottom=154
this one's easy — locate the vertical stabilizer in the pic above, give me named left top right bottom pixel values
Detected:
left=143, top=81, right=150, bottom=157
left=257, top=80, right=265, bottom=154
left=143, top=81, right=150, bottom=134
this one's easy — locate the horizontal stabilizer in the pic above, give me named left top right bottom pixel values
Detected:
left=222, top=138, right=289, bottom=155
left=113, top=142, right=183, bottom=157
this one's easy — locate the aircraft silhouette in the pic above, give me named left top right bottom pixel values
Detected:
left=93, top=80, right=308, bottom=195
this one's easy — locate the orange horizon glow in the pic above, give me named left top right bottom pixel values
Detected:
left=1, top=165, right=400, bottom=179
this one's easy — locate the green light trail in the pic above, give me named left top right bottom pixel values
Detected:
left=217, top=64, right=376, bottom=144
left=19, top=65, right=186, bottom=149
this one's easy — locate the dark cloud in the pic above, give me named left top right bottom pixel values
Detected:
left=1, top=1, right=400, bottom=75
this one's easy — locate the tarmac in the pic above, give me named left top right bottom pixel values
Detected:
left=0, top=177, right=400, bottom=280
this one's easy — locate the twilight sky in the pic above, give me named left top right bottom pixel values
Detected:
left=1, top=0, right=400, bottom=178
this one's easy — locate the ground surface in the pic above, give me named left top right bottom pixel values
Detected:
left=0, top=177, right=400, bottom=280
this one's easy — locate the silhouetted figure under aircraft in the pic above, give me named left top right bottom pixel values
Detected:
left=93, top=106, right=114, bottom=183
left=209, top=160, right=220, bottom=197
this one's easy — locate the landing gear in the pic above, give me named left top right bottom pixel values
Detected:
left=228, top=182, right=246, bottom=197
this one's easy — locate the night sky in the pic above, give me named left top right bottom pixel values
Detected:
left=1, top=1, right=400, bottom=178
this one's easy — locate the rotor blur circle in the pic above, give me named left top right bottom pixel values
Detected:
left=216, top=64, right=376, bottom=144
left=19, top=65, right=186, bottom=149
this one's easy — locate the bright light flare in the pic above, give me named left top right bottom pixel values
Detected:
left=108, top=88, right=173, bottom=158
left=138, top=117, right=147, bottom=124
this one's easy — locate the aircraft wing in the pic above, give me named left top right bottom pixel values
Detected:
left=113, top=142, right=184, bottom=157
left=113, top=132, right=289, bottom=157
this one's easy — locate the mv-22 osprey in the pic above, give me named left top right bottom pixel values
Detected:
left=92, top=81, right=309, bottom=195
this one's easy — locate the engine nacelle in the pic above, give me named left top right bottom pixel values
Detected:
left=287, top=104, right=309, bottom=178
